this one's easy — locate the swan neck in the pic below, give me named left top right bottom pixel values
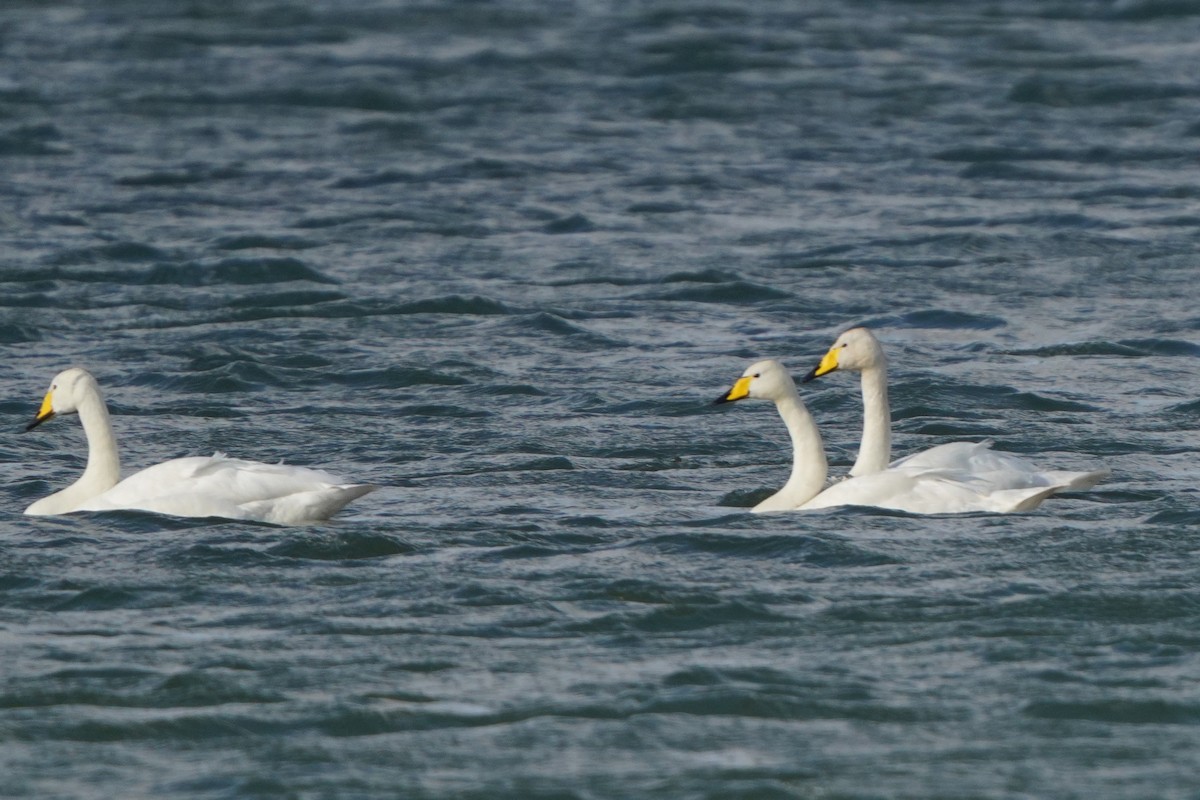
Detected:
left=77, top=387, right=122, bottom=487
left=27, top=382, right=122, bottom=514
left=851, top=362, right=891, bottom=477
left=755, top=389, right=828, bottom=511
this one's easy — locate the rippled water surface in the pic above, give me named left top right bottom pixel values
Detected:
left=2, top=1, right=1200, bottom=798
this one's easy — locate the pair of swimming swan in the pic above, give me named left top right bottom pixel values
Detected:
left=717, top=327, right=1108, bottom=514
left=23, top=367, right=376, bottom=525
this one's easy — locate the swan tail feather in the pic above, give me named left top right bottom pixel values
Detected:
left=992, top=484, right=1060, bottom=513
left=246, top=483, right=379, bottom=525
left=1047, top=468, right=1110, bottom=491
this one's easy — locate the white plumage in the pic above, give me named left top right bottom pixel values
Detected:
left=802, top=327, right=1108, bottom=492
left=715, top=359, right=1101, bottom=514
left=24, top=368, right=376, bottom=524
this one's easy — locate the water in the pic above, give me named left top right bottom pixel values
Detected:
left=1, top=1, right=1199, bottom=797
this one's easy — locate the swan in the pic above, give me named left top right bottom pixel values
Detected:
left=802, top=327, right=1108, bottom=491
left=714, top=359, right=1075, bottom=514
left=23, top=367, right=377, bottom=524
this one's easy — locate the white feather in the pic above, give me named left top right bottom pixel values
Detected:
left=717, top=360, right=1102, bottom=514
left=803, top=327, right=1108, bottom=490
left=24, top=368, right=376, bottom=524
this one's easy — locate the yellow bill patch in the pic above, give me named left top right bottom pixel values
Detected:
left=27, top=389, right=56, bottom=430
left=36, top=390, right=54, bottom=419
left=723, top=375, right=753, bottom=402
left=811, top=346, right=841, bottom=378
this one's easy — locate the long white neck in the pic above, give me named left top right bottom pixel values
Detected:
left=25, top=385, right=122, bottom=515
left=753, top=388, right=829, bottom=512
left=849, top=361, right=891, bottom=477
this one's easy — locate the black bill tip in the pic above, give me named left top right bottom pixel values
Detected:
left=24, top=413, right=53, bottom=432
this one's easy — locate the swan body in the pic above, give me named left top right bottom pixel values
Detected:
left=714, top=360, right=1072, bottom=514
left=802, top=327, right=1108, bottom=491
left=24, top=368, right=376, bottom=524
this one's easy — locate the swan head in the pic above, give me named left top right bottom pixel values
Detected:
left=25, top=367, right=101, bottom=431
left=802, top=326, right=885, bottom=382
left=713, top=359, right=797, bottom=405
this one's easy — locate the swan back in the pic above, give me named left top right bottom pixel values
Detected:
left=892, top=441, right=1109, bottom=492
left=801, top=467, right=1061, bottom=514
left=79, top=455, right=379, bottom=525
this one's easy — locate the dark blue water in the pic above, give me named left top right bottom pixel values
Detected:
left=2, top=1, right=1199, bottom=797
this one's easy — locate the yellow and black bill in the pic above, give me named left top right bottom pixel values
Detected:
left=801, top=346, right=840, bottom=383
left=713, top=375, right=752, bottom=405
left=25, top=390, right=55, bottom=432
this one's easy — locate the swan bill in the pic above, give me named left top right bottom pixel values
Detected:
left=714, top=375, right=753, bottom=405
left=25, top=391, right=55, bottom=432
left=801, top=346, right=840, bottom=383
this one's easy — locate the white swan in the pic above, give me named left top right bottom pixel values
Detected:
left=24, top=367, right=377, bottom=524
left=714, top=360, right=1076, bottom=514
left=802, top=327, right=1109, bottom=491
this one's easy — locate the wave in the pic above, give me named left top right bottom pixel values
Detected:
left=1008, top=339, right=1200, bottom=358
left=267, top=532, right=416, bottom=561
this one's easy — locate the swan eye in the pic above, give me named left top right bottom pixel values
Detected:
left=752, top=373, right=760, bottom=378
